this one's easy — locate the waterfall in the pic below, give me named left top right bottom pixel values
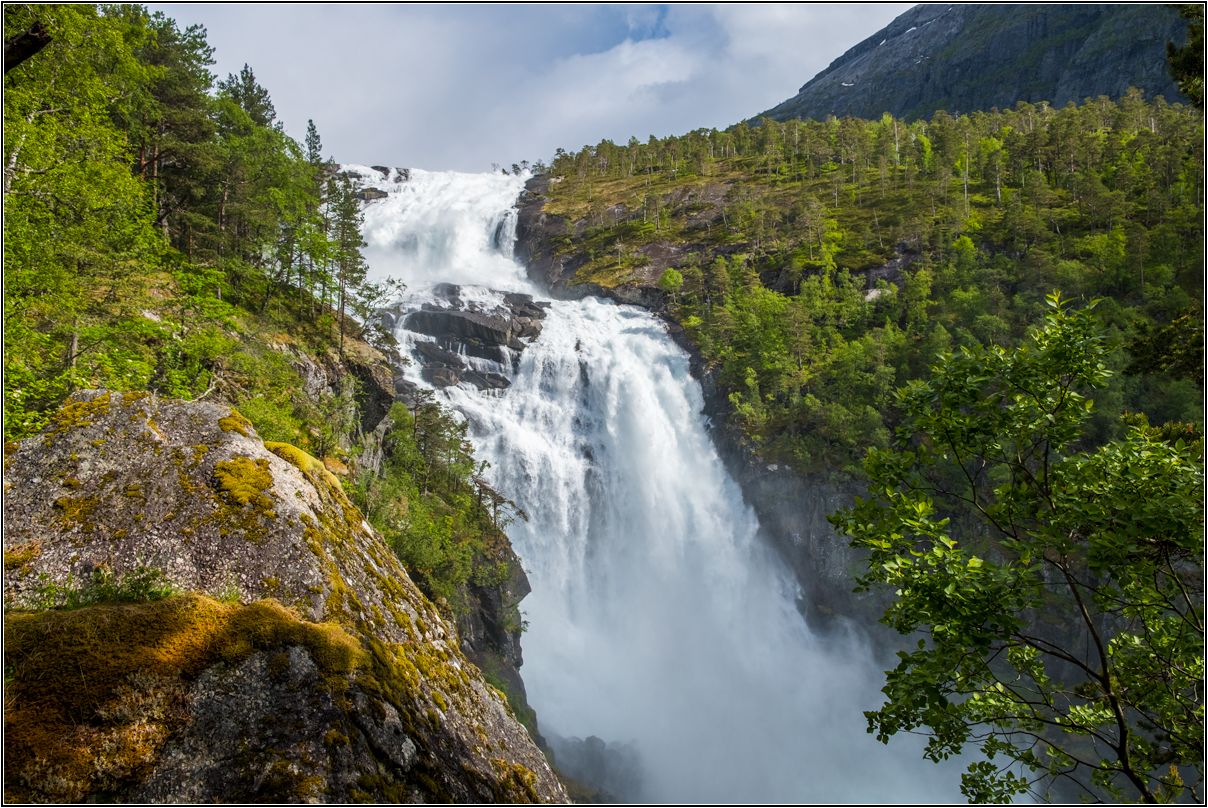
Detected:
left=353, top=165, right=964, bottom=803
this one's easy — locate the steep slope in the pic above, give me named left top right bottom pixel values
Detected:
left=760, top=4, right=1187, bottom=122
left=2, top=390, right=567, bottom=803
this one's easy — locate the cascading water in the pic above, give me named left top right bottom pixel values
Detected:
left=351, top=165, right=965, bottom=802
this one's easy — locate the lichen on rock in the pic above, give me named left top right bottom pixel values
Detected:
left=3, top=390, right=567, bottom=803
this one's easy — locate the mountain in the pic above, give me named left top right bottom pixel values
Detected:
left=759, top=4, right=1188, bottom=122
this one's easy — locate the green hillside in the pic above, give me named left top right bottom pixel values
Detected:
left=532, top=96, right=1203, bottom=473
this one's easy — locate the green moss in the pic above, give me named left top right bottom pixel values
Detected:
left=490, top=758, right=540, bottom=803
left=45, top=392, right=112, bottom=443
left=265, top=440, right=344, bottom=495
left=213, top=456, right=274, bottom=509
left=218, top=409, right=254, bottom=438
left=4, top=594, right=365, bottom=803
left=25, top=566, right=177, bottom=610
left=53, top=495, right=100, bottom=527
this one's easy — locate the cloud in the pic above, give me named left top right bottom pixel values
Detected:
left=151, top=3, right=910, bottom=172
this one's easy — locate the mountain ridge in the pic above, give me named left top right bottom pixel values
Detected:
left=760, top=4, right=1188, bottom=122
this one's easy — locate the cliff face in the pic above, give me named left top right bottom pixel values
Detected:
left=2, top=390, right=567, bottom=803
left=760, top=4, right=1187, bottom=122
left=514, top=175, right=669, bottom=310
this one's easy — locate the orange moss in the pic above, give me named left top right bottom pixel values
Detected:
left=4, top=540, right=42, bottom=571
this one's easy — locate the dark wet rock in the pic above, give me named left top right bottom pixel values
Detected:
left=407, top=308, right=524, bottom=352
left=370, top=165, right=391, bottom=178
left=357, top=187, right=389, bottom=202
left=463, top=371, right=511, bottom=391
left=421, top=365, right=462, bottom=389
left=432, top=283, right=463, bottom=305
left=413, top=341, right=467, bottom=370
left=400, top=288, right=550, bottom=386
left=393, top=375, right=420, bottom=399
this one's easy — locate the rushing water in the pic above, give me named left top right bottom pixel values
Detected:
left=352, top=165, right=964, bottom=803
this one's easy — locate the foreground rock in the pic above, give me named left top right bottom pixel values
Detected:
left=2, top=390, right=567, bottom=804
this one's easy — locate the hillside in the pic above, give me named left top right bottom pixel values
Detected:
left=2, top=5, right=559, bottom=800
left=759, top=4, right=1187, bottom=123
left=517, top=94, right=1203, bottom=474
left=512, top=27, right=1204, bottom=799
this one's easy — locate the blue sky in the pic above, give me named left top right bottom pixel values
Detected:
left=152, top=4, right=911, bottom=172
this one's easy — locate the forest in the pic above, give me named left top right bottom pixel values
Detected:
left=539, top=95, right=1203, bottom=474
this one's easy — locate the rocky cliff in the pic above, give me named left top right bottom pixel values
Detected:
left=760, top=4, right=1187, bottom=123
left=2, top=390, right=567, bottom=803
left=514, top=175, right=669, bottom=311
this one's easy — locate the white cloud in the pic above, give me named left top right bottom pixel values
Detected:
left=151, top=3, right=911, bottom=172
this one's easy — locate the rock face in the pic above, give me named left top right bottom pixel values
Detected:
left=760, top=4, right=1188, bottom=123
left=357, top=187, right=389, bottom=202
left=401, top=288, right=549, bottom=389
left=2, top=390, right=567, bottom=804
left=514, top=176, right=668, bottom=310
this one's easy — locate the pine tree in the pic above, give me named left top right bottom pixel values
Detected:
left=328, top=174, right=366, bottom=354
left=305, top=119, right=323, bottom=166
left=217, top=63, right=275, bottom=127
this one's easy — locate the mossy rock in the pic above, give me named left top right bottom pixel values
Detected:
left=2, top=390, right=566, bottom=803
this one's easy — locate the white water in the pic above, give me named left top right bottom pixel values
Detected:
left=353, top=166, right=964, bottom=803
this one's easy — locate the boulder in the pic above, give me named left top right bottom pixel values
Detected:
left=421, top=365, right=462, bottom=389
left=463, top=371, right=511, bottom=392
left=405, top=308, right=525, bottom=352
left=413, top=340, right=467, bottom=370
left=2, top=391, right=567, bottom=804
left=357, top=187, right=389, bottom=202
left=432, top=283, right=463, bottom=306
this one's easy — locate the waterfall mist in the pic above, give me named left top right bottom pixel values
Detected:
left=353, top=165, right=965, bottom=803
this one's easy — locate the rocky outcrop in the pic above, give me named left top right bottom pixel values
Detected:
left=514, top=176, right=668, bottom=310
left=357, top=187, right=389, bottom=202
left=2, top=390, right=567, bottom=804
left=402, top=287, right=549, bottom=389
left=268, top=336, right=396, bottom=440
left=759, top=4, right=1187, bottom=123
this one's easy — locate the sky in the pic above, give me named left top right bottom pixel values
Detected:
left=151, top=3, right=911, bottom=172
